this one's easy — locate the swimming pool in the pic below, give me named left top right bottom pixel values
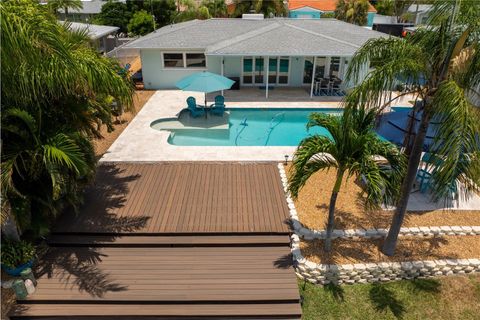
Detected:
left=166, top=108, right=342, bottom=146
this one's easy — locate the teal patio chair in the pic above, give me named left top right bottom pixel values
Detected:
left=210, top=95, right=225, bottom=116
left=186, top=96, right=205, bottom=118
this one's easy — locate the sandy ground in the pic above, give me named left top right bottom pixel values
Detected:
left=287, top=165, right=480, bottom=230
left=93, top=90, right=155, bottom=157
left=301, top=236, right=480, bottom=264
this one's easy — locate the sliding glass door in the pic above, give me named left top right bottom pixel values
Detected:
left=254, top=57, right=264, bottom=84
left=243, top=56, right=290, bottom=86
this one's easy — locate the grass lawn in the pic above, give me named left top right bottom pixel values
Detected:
left=299, top=274, right=480, bottom=320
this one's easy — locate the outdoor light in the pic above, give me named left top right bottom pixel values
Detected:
left=284, top=155, right=289, bottom=165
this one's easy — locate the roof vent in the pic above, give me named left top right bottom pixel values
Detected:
left=242, top=14, right=264, bottom=20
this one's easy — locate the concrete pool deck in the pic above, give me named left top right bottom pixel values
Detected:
left=101, top=90, right=345, bottom=162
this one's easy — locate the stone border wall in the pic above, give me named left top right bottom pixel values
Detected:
left=291, top=234, right=480, bottom=285
left=296, top=225, right=480, bottom=240
left=278, top=163, right=480, bottom=240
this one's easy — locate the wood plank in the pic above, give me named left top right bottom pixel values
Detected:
left=28, top=246, right=298, bottom=303
left=47, top=235, right=291, bottom=246
left=10, top=303, right=302, bottom=318
left=53, top=163, right=290, bottom=234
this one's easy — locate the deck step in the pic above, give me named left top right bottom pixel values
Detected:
left=47, top=234, right=291, bottom=247
left=9, top=303, right=302, bottom=319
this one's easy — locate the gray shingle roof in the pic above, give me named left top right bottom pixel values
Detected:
left=59, top=0, right=105, bottom=14
left=125, top=18, right=387, bottom=56
left=63, top=21, right=119, bottom=40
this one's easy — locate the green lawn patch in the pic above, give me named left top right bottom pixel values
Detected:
left=299, top=274, right=480, bottom=320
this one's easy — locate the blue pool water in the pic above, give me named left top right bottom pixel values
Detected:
left=167, top=108, right=342, bottom=146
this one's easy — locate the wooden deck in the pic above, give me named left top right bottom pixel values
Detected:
left=54, top=163, right=290, bottom=234
left=10, top=163, right=301, bottom=319
left=20, top=247, right=298, bottom=302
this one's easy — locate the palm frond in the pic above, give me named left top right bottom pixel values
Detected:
left=43, top=134, right=88, bottom=176
left=429, top=80, right=480, bottom=199
left=288, top=135, right=337, bottom=198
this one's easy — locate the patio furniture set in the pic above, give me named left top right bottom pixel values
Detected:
left=313, top=76, right=344, bottom=96
left=187, top=95, right=225, bottom=118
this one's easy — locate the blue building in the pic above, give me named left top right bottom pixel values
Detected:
left=288, top=0, right=377, bottom=27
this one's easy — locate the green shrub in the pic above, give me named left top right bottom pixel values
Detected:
left=1, top=240, right=36, bottom=269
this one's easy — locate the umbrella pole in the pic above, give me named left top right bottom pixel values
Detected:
left=204, top=93, right=207, bottom=118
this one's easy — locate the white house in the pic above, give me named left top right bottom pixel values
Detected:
left=124, top=16, right=386, bottom=97
left=63, top=21, right=119, bottom=53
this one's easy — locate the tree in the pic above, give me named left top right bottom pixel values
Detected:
left=345, top=0, right=480, bottom=256
left=127, top=0, right=177, bottom=29
left=197, top=6, right=211, bottom=19
left=1, top=0, right=134, bottom=236
left=393, top=0, right=415, bottom=22
left=128, top=10, right=154, bottom=36
left=95, top=0, right=131, bottom=33
left=335, top=0, right=370, bottom=26
left=175, top=3, right=211, bottom=22
left=375, top=0, right=394, bottom=16
left=48, top=0, right=82, bottom=16
left=232, top=0, right=286, bottom=18
left=288, top=109, right=405, bottom=252
left=201, top=0, right=227, bottom=18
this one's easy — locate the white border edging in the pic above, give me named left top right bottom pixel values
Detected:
left=290, top=234, right=480, bottom=285
left=277, top=163, right=480, bottom=239
left=280, top=163, right=480, bottom=284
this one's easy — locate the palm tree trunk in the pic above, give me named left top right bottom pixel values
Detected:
left=325, top=169, right=344, bottom=252
left=382, top=106, right=432, bottom=256
left=2, top=216, right=21, bottom=241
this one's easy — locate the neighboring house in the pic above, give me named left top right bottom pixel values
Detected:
left=57, top=0, right=111, bottom=22
left=63, top=21, right=119, bottom=53
left=123, top=16, right=385, bottom=96
left=288, top=0, right=377, bottom=27
left=406, top=4, right=432, bottom=25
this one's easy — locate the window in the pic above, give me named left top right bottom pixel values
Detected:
left=315, top=57, right=326, bottom=79
left=303, top=57, right=326, bottom=84
left=303, top=57, right=314, bottom=84
left=268, top=58, right=277, bottom=84
left=329, top=57, right=340, bottom=77
left=243, top=57, right=253, bottom=84
left=186, top=53, right=206, bottom=68
left=278, top=58, right=289, bottom=84
left=163, top=53, right=184, bottom=68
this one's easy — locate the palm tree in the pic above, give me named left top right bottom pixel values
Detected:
left=48, top=0, right=83, bottom=17
left=345, top=0, right=480, bottom=256
left=288, top=108, right=405, bottom=252
left=1, top=108, right=93, bottom=236
left=335, top=0, right=369, bottom=26
left=233, top=0, right=286, bottom=18
left=1, top=1, right=134, bottom=236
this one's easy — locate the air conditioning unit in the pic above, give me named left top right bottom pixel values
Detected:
left=242, top=14, right=264, bottom=20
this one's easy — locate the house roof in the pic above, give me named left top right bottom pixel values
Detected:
left=407, top=4, right=433, bottom=13
left=58, top=0, right=107, bottom=14
left=288, top=0, right=377, bottom=13
left=124, top=18, right=386, bottom=56
left=62, top=21, right=119, bottom=40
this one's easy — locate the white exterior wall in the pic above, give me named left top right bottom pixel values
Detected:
left=141, top=49, right=215, bottom=89
left=140, top=49, right=365, bottom=90
left=223, top=56, right=242, bottom=78
left=290, top=57, right=305, bottom=87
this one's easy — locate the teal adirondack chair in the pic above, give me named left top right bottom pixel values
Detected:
left=186, top=97, right=205, bottom=118
left=210, top=95, right=225, bottom=116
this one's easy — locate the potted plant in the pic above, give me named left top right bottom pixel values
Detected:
left=1, top=240, right=36, bottom=276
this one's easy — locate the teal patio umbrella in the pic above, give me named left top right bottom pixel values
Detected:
left=175, top=71, right=235, bottom=108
